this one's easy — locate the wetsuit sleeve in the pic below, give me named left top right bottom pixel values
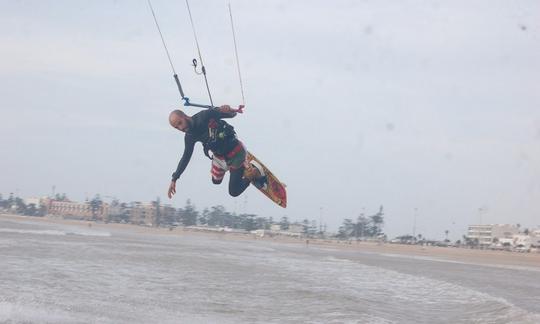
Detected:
left=171, top=135, right=196, bottom=181
left=209, top=107, right=236, bottom=119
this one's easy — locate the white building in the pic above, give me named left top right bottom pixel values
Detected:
left=270, top=224, right=281, bottom=231
left=467, top=224, right=519, bottom=246
left=530, top=229, right=540, bottom=247
left=24, top=197, right=42, bottom=207
left=288, top=224, right=305, bottom=234
left=268, top=223, right=304, bottom=237
left=513, top=234, right=532, bottom=250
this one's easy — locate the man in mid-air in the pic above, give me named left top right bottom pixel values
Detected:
left=167, top=105, right=266, bottom=199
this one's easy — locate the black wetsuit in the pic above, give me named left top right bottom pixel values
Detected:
left=171, top=109, right=250, bottom=197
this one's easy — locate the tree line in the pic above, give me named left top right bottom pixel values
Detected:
left=97, top=197, right=387, bottom=238
left=124, top=199, right=319, bottom=234
left=0, top=193, right=46, bottom=216
left=1, top=193, right=386, bottom=238
left=336, top=206, right=385, bottom=239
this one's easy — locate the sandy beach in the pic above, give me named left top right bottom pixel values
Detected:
left=2, top=213, right=539, bottom=269
left=2, top=212, right=540, bottom=323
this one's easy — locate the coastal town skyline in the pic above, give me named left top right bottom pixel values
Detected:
left=2, top=188, right=538, bottom=245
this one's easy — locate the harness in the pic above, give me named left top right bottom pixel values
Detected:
left=203, top=118, right=237, bottom=159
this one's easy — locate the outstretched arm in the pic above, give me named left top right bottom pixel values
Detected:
left=168, top=136, right=196, bottom=198
left=213, top=104, right=244, bottom=119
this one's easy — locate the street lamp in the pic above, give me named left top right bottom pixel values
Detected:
left=413, top=208, right=418, bottom=238
left=478, top=207, right=484, bottom=225
left=319, top=207, right=323, bottom=234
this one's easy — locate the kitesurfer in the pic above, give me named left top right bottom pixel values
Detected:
left=167, top=105, right=266, bottom=199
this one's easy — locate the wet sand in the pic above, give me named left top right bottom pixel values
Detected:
left=2, top=213, right=539, bottom=269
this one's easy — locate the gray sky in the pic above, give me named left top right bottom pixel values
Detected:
left=1, top=0, right=539, bottom=240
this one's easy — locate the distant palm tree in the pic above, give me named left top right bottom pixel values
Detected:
left=279, top=216, right=290, bottom=230
left=89, top=195, right=103, bottom=221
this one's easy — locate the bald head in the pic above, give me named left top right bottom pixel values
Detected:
left=169, top=110, right=186, bottom=125
left=169, top=109, right=190, bottom=132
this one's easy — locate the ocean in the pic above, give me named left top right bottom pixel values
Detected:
left=1, top=217, right=539, bottom=324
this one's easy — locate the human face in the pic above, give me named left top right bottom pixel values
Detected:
left=170, top=114, right=190, bottom=132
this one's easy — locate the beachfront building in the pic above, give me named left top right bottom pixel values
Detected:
left=467, top=224, right=519, bottom=246
left=22, top=197, right=48, bottom=215
left=128, top=202, right=157, bottom=226
left=529, top=229, right=540, bottom=247
left=288, top=224, right=305, bottom=234
left=45, top=199, right=92, bottom=220
left=270, top=224, right=281, bottom=231
left=513, top=234, right=533, bottom=251
left=44, top=198, right=109, bottom=221
left=23, top=197, right=42, bottom=207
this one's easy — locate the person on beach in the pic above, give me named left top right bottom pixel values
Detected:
left=167, top=105, right=266, bottom=199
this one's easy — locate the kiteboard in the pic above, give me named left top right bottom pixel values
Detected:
left=245, top=151, right=287, bottom=208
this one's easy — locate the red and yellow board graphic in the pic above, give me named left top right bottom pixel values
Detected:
left=245, top=151, right=287, bottom=208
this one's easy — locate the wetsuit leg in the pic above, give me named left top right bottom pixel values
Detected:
left=229, top=166, right=251, bottom=197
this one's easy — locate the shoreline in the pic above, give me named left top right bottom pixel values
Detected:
left=2, top=213, right=539, bottom=269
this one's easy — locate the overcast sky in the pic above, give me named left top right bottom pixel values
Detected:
left=1, top=0, right=539, bottom=239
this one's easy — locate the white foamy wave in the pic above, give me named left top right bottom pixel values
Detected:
left=320, top=256, right=540, bottom=323
left=375, top=252, right=540, bottom=273
left=64, top=229, right=111, bottom=237
left=248, top=253, right=540, bottom=323
left=0, top=302, right=77, bottom=324
left=0, top=228, right=111, bottom=237
left=0, top=228, right=67, bottom=236
left=0, top=238, right=17, bottom=248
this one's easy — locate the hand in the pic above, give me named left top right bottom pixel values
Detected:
left=167, top=181, right=177, bottom=199
left=220, top=104, right=231, bottom=112
left=219, top=104, right=243, bottom=114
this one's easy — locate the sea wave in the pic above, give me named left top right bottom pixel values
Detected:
left=0, top=302, right=78, bottom=324
left=0, top=228, right=111, bottom=237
